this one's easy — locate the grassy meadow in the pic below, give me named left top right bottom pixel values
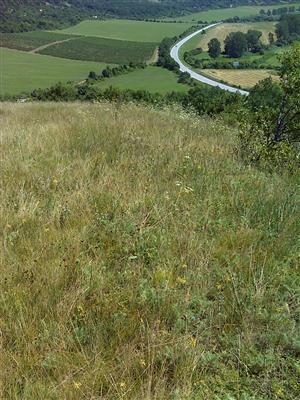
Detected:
left=1, top=102, right=299, bottom=399
left=94, top=66, right=189, bottom=93
left=0, top=48, right=110, bottom=95
left=165, top=2, right=300, bottom=22
left=38, top=36, right=156, bottom=64
left=57, top=19, right=193, bottom=42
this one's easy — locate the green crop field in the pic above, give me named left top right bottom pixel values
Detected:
left=94, top=66, right=189, bottom=94
left=0, top=47, right=111, bottom=96
left=38, top=36, right=157, bottom=64
left=164, top=2, right=300, bottom=22
left=57, top=19, right=193, bottom=42
left=0, top=31, right=77, bottom=52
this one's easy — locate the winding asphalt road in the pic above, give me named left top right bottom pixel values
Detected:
left=170, top=23, right=249, bottom=96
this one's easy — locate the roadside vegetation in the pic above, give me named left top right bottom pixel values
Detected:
left=1, top=99, right=299, bottom=399
left=181, top=12, right=300, bottom=89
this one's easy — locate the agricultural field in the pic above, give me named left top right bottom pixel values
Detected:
left=0, top=31, right=77, bottom=52
left=57, top=19, right=193, bottom=42
left=164, top=2, right=300, bottom=23
left=94, top=66, right=189, bottom=94
left=178, top=21, right=285, bottom=84
left=195, top=22, right=276, bottom=51
left=38, top=36, right=157, bottom=64
left=179, top=22, right=276, bottom=56
left=202, top=69, right=279, bottom=89
left=0, top=47, right=110, bottom=96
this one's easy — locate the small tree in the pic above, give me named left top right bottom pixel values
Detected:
left=208, top=38, right=221, bottom=58
left=246, top=30, right=262, bottom=52
left=224, top=32, right=248, bottom=58
left=241, top=43, right=300, bottom=170
left=268, top=32, right=275, bottom=45
left=88, top=71, right=97, bottom=80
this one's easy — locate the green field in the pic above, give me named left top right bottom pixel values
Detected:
left=165, top=2, right=300, bottom=22
left=0, top=31, right=77, bottom=52
left=0, top=47, right=111, bottom=95
left=38, top=36, right=156, bottom=64
left=57, top=19, right=193, bottom=42
left=94, top=66, right=189, bottom=94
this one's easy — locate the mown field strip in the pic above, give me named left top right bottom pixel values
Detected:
left=201, top=68, right=279, bottom=89
left=56, top=19, right=193, bottom=42
left=0, top=47, right=112, bottom=95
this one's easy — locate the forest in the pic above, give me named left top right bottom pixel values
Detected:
left=1, top=0, right=299, bottom=32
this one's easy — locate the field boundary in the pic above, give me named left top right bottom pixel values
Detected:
left=29, top=37, right=79, bottom=54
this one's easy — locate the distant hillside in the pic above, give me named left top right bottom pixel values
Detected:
left=1, top=0, right=298, bottom=32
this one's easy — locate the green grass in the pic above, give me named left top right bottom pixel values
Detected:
left=1, top=102, right=299, bottom=399
left=38, top=36, right=157, bottom=64
left=0, top=47, right=111, bottom=95
left=56, top=19, right=193, bottom=42
left=94, top=66, right=189, bottom=94
left=0, top=31, right=77, bottom=52
left=191, top=47, right=284, bottom=68
left=164, top=2, right=300, bottom=22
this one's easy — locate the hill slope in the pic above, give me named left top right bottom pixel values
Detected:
left=1, top=102, right=299, bottom=399
left=1, top=0, right=293, bottom=32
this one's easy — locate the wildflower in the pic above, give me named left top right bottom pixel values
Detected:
left=183, top=186, right=194, bottom=194
left=52, top=178, right=58, bottom=185
left=120, top=382, right=126, bottom=389
left=73, top=381, right=82, bottom=389
left=216, top=283, right=223, bottom=290
left=175, top=181, right=182, bottom=187
left=190, top=337, right=197, bottom=348
left=177, top=277, right=187, bottom=285
left=140, top=358, right=146, bottom=367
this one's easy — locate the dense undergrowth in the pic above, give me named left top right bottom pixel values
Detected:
left=0, top=102, right=299, bottom=399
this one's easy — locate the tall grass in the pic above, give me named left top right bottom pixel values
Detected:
left=0, top=102, right=299, bottom=399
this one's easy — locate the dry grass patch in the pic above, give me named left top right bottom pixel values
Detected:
left=202, top=68, right=279, bottom=88
left=198, top=22, right=276, bottom=50
left=0, top=102, right=299, bottom=399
